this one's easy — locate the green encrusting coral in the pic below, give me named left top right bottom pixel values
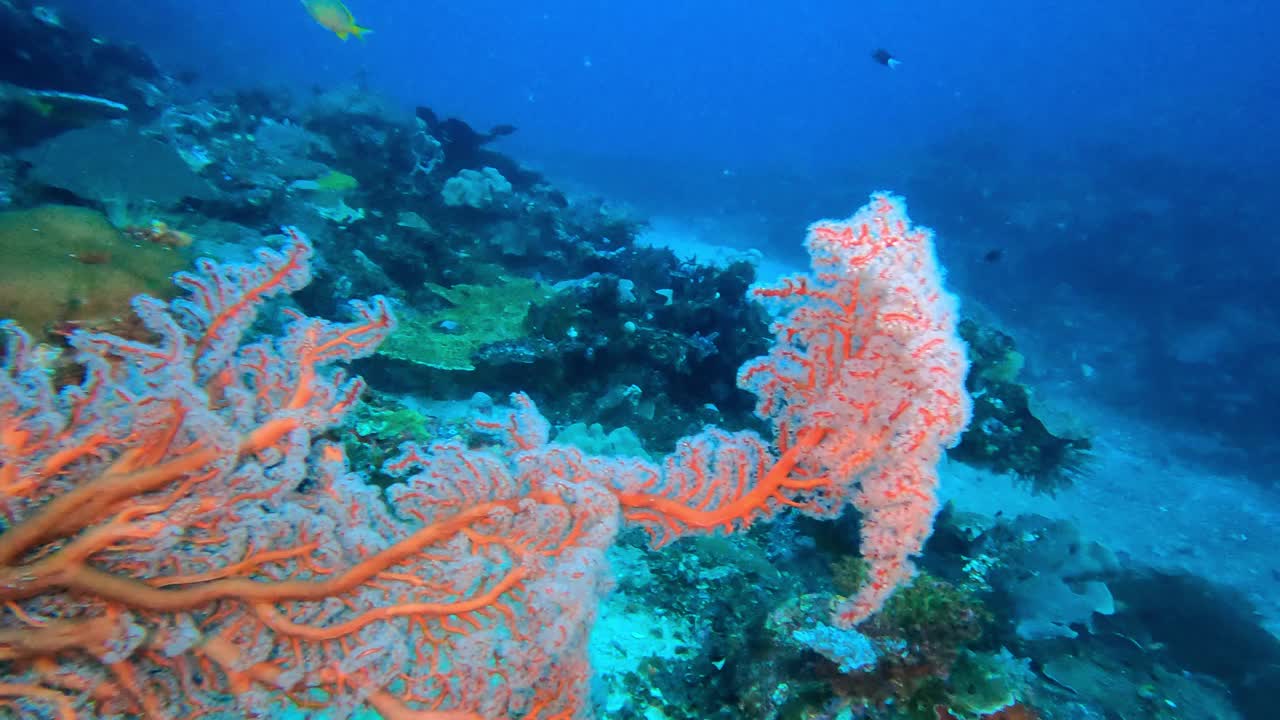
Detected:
left=877, top=573, right=988, bottom=653
left=376, top=276, right=553, bottom=371
left=343, top=395, right=437, bottom=489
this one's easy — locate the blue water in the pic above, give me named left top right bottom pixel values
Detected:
left=49, top=0, right=1280, bottom=468
left=59, top=1, right=1278, bottom=170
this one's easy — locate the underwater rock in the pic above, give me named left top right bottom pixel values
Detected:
left=953, top=319, right=1092, bottom=493
left=1040, top=650, right=1241, bottom=720
left=19, top=124, right=213, bottom=208
left=985, top=515, right=1119, bottom=641
left=414, top=104, right=544, bottom=191
left=1104, top=570, right=1280, bottom=720
left=0, top=83, right=129, bottom=130
left=0, top=0, right=160, bottom=149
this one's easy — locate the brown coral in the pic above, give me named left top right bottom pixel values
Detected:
left=0, top=205, right=189, bottom=338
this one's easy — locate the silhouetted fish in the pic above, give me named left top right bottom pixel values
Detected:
left=983, top=248, right=1004, bottom=263
left=871, top=48, right=901, bottom=69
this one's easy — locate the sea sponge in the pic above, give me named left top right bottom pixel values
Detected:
left=0, top=205, right=189, bottom=336
left=441, top=167, right=513, bottom=209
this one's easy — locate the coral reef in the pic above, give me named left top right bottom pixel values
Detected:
left=0, top=10, right=1261, bottom=719
left=0, top=189, right=972, bottom=718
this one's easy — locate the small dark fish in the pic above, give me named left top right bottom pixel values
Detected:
left=983, top=248, right=1005, bottom=263
left=488, top=124, right=517, bottom=138
left=73, top=251, right=111, bottom=265
left=175, top=69, right=201, bottom=86
left=871, top=48, right=901, bottom=69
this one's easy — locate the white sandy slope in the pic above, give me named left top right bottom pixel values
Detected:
left=940, top=402, right=1280, bottom=640
left=636, top=215, right=800, bottom=282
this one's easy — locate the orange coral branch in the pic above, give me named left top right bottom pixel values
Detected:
left=614, top=427, right=830, bottom=534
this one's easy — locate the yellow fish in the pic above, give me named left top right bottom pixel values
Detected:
left=302, top=0, right=371, bottom=41
left=313, top=170, right=359, bottom=192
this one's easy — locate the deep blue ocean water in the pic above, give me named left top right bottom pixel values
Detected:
left=58, top=1, right=1278, bottom=181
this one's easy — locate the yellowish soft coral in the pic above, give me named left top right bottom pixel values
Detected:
left=0, top=205, right=188, bottom=337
